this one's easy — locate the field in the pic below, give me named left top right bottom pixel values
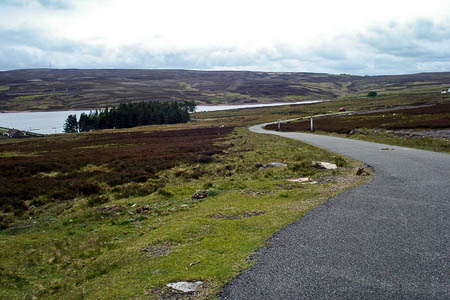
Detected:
left=1, top=69, right=450, bottom=111
left=266, top=103, right=450, bottom=133
left=0, top=127, right=233, bottom=223
left=193, top=90, right=450, bottom=153
left=265, top=102, right=450, bottom=153
left=197, top=90, right=448, bottom=126
left=1, top=74, right=449, bottom=299
left=0, top=120, right=367, bottom=299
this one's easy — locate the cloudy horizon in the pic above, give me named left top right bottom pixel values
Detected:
left=1, top=0, right=450, bottom=75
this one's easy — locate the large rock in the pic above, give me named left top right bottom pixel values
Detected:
left=286, top=177, right=310, bottom=183
left=313, top=161, right=337, bottom=170
left=166, top=281, right=203, bottom=293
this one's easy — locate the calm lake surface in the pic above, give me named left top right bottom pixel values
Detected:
left=0, top=101, right=322, bottom=134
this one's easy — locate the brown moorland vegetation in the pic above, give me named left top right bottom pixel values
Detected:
left=0, top=126, right=233, bottom=222
left=1, top=69, right=450, bottom=111
left=266, top=103, right=450, bottom=134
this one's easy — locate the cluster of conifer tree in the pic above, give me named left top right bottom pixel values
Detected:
left=64, top=101, right=196, bottom=133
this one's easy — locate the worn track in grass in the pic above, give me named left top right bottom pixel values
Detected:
left=220, top=123, right=450, bottom=300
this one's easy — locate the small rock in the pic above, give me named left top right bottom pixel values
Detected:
left=192, top=190, right=208, bottom=200
left=356, top=167, right=371, bottom=176
left=189, top=261, right=200, bottom=267
left=287, top=177, right=310, bottom=183
left=166, top=281, right=203, bottom=293
left=313, top=162, right=338, bottom=170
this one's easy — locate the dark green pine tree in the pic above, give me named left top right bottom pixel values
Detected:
left=78, top=113, right=88, bottom=132
left=68, top=101, right=194, bottom=132
left=63, top=114, right=79, bottom=133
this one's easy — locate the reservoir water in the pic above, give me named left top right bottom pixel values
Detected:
left=0, top=101, right=322, bottom=134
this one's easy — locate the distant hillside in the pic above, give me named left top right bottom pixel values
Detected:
left=0, top=69, right=449, bottom=111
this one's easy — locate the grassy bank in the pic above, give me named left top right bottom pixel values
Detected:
left=0, top=124, right=368, bottom=299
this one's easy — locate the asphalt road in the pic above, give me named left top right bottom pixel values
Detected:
left=220, top=124, right=450, bottom=300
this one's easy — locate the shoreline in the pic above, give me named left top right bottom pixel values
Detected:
left=0, top=100, right=326, bottom=114
left=0, top=101, right=325, bottom=135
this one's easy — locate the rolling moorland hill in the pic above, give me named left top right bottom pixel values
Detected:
left=0, top=69, right=450, bottom=111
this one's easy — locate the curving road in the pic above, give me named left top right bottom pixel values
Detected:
left=220, top=123, right=450, bottom=300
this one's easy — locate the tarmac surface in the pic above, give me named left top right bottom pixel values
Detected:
left=220, top=124, right=450, bottom=300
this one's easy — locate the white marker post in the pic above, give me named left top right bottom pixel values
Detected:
left=310, top=117, right=314, bottom=132
left=278, top=120, right=281, bottom=130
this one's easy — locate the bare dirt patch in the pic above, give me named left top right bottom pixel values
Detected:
left=209, top=211, right=265, bottom=220
left=141, top=243, right=173, bottom=257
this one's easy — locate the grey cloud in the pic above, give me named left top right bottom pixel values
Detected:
left=287, top=18, right=450, bottom=75
left=2, top=0, right=76, bottom=10
left=359, top=19, right=450, bottom=59
left=1, top=18, right=450, bottom=75
left=0, top=28, right=107, bottom=70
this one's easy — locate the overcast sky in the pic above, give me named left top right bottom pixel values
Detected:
left=1, top=0, right=450, bottom=75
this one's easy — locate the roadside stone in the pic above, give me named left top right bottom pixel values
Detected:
left=166, top=281, right=203, bottom=293
left=313, top=161, right=338, bottom=170
left=356, top=167, right=371, bottom=176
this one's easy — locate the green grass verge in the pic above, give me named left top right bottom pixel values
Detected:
left=0, top=127, right=367, bottom=299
